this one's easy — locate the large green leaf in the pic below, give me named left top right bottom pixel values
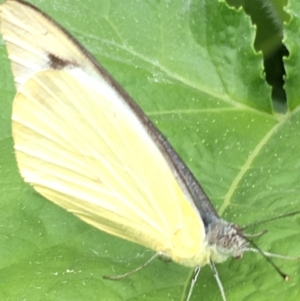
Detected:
left=1, top=0, right=300, bottom=300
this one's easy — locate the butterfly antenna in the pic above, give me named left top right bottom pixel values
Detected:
left=244, top=237, right=289, bottom=281
left=103, top=252, right=162, bottom=280
left=243, top=229, right=268, bottom=238
left=242, top=210, right=300, bottom=231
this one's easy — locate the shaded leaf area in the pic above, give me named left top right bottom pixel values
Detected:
left=1, top=0, right=300, bottom=301
left=226, top=0, right=290, bottom=112
left=285, top=0, right=300, bottom=110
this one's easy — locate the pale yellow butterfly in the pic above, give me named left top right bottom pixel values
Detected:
left=1, top=1, right=298, bottom=300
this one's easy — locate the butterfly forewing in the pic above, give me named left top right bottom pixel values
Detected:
left=12, top=65, right=205, bottom=263
left=1, top=0, right=208, bottom=266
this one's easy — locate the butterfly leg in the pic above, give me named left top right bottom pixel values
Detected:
left=186, top=266, right=201, bottom=301
left=210, top=260, right=227, bottom=301
left=103, top=251, right=165, bottom=280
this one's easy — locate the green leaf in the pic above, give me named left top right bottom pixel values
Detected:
left=1, top=0, right=300, bottom=301
left=285, top=0, right=300, bottom=110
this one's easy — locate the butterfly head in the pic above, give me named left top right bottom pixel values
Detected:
left=206, top=219, right=248, bottom=263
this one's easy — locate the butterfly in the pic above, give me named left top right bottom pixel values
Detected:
left=1, top=1, right=299, bottom=300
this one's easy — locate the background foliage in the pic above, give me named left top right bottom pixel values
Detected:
left=1, top=0, right=300, bottom=300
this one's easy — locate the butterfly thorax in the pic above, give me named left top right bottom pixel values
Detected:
left=206, top=219, right=248, bottom=263
left=163, top=219, right=248, bottom=268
